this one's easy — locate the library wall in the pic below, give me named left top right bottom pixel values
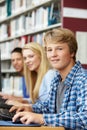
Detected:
left=0, top=0, right=87, bottom=93
left=62, top=0, right=87, bottom=68
left=0, top=0, right=61, bottom=94
left=63, top=0, right=87, bottom=32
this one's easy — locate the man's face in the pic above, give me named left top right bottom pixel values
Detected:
left=11, top=52, right=23, bottom=73
left=46, top=42, right=74, bottom=73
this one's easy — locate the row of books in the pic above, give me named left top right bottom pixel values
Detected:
left=0, top=3, right=61, bottom=40
left=1, top=76, right=23, bottom=96
left=0, top=0, right=47, bottom=20
left=0, top=33, right=44, bottom=60
left=0, top=0, right=7, bottom=20
left=1, top=61, right=11, bottom=70
left=0, top=38, right=24, bottom=60
left=1, top=32, right=87, bottom=70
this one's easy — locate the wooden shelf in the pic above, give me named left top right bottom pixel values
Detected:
left=0, top=23, right=61, bottom=43
left=0, top=0, right=58, bottom=23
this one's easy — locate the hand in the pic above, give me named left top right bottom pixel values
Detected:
left=17, top=98, right=29, bottom=104
left=9, top=105, right=32, bottom=113
left=6, top=99, right=29, bottom=107
left=0, top=92, right=11, bottom=99
left=0, top=92, right=22, bottom=100
left=12, top=111, right=45, bottom=125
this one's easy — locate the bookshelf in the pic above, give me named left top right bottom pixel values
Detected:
left=0, top=0, right=5, bottom=4
left=0, top=0, right=61, bottom=94
left=0, top=0, right=87, bottom=94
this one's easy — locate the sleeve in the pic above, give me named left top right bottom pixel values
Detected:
left=32, top=70, right=58, bottom=113
left=38, top=69, right=57, bottom=102
left=43, top=111, right=87, bottom=129
left=22, top=77, right=29, bottom=98
left=32, top=99, right=49, bottom=113
left=43, top=80, right=87, bottom=129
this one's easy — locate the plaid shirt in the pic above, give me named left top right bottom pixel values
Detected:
left=32, top=61, right=87, bottom=130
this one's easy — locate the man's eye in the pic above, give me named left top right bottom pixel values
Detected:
left=57, top=48, right=62, bottom=50
left=47, top=49, right=52, bottom=52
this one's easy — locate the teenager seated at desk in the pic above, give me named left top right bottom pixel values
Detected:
left=10, top=28, right=87, bottom=130
left=3, top=43, right=57, bottom=107
left=0, top=47, right=29, bottom=104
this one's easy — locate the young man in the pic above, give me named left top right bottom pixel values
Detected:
left=0, top=47, right=29, bottom=100
left=11, top=47, right=24, bottom=76
left=11, top=47, right=29, bottom=98
left=12, top=28, right=87, bottom=129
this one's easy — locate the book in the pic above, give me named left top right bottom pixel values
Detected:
left=48, top=2, right=60, bottom=26
left=6, top=0, right=11, bottom=16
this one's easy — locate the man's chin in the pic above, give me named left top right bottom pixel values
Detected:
left=16, top=70, right=21, bottom=72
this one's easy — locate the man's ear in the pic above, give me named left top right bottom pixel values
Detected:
left=71, top=52, right=75, bottom=58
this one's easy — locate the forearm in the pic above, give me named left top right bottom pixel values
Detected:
left=43, top=111, right=87, bottom=129
left=32, top=101, right=49, bottom=113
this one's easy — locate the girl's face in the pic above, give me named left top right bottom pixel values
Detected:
left=23, top=49, right=41, bottom=72
left=46, top=42, right=74, bottom=74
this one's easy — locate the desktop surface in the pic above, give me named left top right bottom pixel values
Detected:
left=0, top=120, right=65, bottom=130
left=0, top=120, right=41, bottom=127
left=0, top=127, right=65, bottom=130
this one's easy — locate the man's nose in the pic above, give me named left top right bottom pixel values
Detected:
left=51, top=50, right=57, bottom=56
left=13, top=60, right=18, bottom=65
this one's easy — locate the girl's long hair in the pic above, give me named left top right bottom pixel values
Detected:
left=23, top=42, right=49, bottom=103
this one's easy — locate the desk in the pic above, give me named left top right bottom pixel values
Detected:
left=0, top=127, right=65, bottom=130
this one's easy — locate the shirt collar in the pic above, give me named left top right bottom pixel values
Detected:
left=64, top=61, right=82, bottom=87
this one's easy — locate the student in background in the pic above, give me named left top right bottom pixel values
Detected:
left=12, top=28, right=87, bottom=129
left=0, top=47, right=29, bottom=101
left=22, top=42, right=50, bottom=103
left=11, top=47, right=29, bottom=99
left=11, top=47, right=24, bottom=76
left=6, top=42, right=57, bottom=106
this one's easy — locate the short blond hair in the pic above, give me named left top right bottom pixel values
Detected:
left=44, top=28, right=78, bottom=61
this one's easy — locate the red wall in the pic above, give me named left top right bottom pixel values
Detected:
left=62, top=0, right=87, bottom=32
left=63, top=0, right=87, bottom=9
left=62, top=0, right=87, bottom=68
left=63, top=18, right=87, bottom=32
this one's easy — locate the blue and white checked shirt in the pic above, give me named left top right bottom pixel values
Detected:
left=32, top=61, right=87, bottom=130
